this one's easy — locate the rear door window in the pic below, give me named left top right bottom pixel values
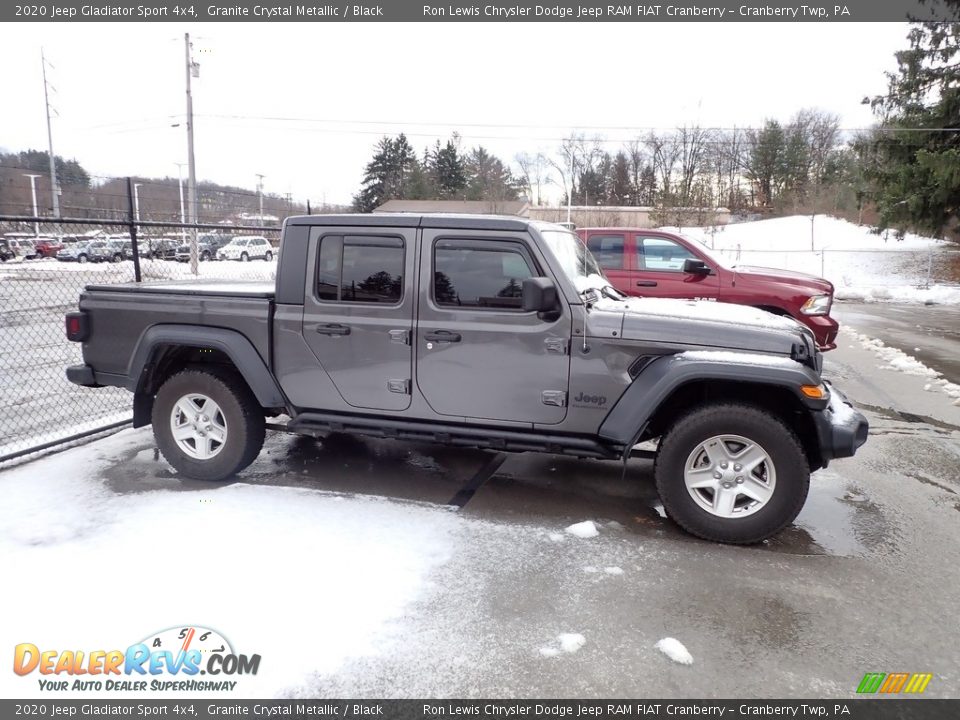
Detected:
left=315, top=235, right=404, bottom=304
left=586, top=234, right=626, bottom=270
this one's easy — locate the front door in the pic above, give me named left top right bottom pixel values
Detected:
left=416, top=230, right=571, bottom=425
left=301, top=228, right=415, bottom=411
left=634, top=234, right=720, bottom=300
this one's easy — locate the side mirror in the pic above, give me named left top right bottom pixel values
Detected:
left=683, top=258, right=711, bottom=275
left=522, top=277, right=558, bottom=313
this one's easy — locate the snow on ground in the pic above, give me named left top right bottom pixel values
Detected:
left=0, top=429, right=459, bottom=698
left=655, top=638, right=694, bottom=666
left=851, top=330, right=960, bottom=405
left=539, top=633, right=587, bottom=657
left=565, top=520, right=599, bottom=538
left=669, top=215, right=960, bottom=305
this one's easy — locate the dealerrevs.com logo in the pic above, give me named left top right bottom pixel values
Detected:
left=14, top=626, right=260, bottom=692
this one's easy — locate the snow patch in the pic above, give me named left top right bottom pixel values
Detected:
left=679, top=350, right=801, bottom=369
left=565, top=520, right=599, bottom=539
left=655, top=637, right=694, bottom=665
left=603, top=566, right=624, bottom=575
left=558, top=633, right=587, bottom=653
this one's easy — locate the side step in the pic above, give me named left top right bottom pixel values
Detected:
left=286, top=412, right=622, bottom=459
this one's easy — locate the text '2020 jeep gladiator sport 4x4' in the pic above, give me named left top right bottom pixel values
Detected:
left=66, top=214, right=868, bottom=544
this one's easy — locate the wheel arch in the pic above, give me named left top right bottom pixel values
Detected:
left=128, top=325, right=288, bottom=427
left=598, top=356, right=826, bottom=470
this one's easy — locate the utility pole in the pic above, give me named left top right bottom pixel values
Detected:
left=184, top=33, right=199, bottom=274
left=24, top=174, right=41, bottom=237
left=175, top=162, right=187, bottom=246
left=41, top=49, right=60, bottom=218
left=256, top=173, right=265, bottom=226
left=133, top=183, right=143, bottom=234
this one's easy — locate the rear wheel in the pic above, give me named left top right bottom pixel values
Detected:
left=264, top=250, right=273, bottom=261
left=201, top=250, right=211, bottom=261
left=152, top=369, right=265, bottom=481
left=78, top=254, right=88, bottom=264
left=654, top=403, right=809, bottom=544
left=112, top=253, right=123, bottom=263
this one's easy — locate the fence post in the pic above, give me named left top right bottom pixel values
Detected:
left=126, top=177, right=142, bottom=282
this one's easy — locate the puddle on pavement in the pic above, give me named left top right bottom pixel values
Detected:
left=778, top=470, right=897, bottom=557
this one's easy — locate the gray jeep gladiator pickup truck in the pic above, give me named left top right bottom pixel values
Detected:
left=65, top=214, right=868, bottom=544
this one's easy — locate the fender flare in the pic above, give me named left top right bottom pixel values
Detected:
left=127, top=325, right=287, bottom=408
left=597, top=354, right=824, bottom=445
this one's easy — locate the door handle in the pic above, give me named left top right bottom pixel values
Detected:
left=424, top=330, right=461, bottom=343
left=315, top=323, right=351, bottom=336
left=636, top=280, right=658, bottom=287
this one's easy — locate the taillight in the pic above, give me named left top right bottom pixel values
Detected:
left=65, top=312, right=89, bottom=342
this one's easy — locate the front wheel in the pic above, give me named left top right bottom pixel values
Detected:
left=264, top=250, right=273, bottom=261
left=78, top=254, right=88, bottom=264
left=654, top=403, right=809, bottom=544
left=152, top=369, right=265, bottom=481
left=240, top=252, right=249, bottom=262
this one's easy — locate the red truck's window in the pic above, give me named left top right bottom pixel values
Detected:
left=638, top=237, right=697, bottom=272
left=586, top=234, right=625, bottom=270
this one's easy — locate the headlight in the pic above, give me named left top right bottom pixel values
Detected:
left=800, top=294, right=832, bottom=315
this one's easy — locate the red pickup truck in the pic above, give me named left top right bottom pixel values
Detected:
left=577, top=227, right=839, bottom=350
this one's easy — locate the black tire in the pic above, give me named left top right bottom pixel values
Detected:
left=78, top=254, right=88, bottom=264
left=654, top=403, right=809, bottom=544
left=264, top=250, right=273, bottom=261
left=240, top=252, right=249, bottom=262
left=152, top=368, right=265, bottom=482
left=201, top=250, right=210, bottom=261
left=113, top=253, right=123, bottom=263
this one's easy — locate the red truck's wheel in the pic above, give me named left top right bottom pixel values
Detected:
left=654, top=403, right=809, bottom=544
left=152, top=368, right=265, bottom=481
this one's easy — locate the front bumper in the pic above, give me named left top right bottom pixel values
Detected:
left=813, top=383, right=868, bottom=467
left=804, top=314, right=840, bottom=351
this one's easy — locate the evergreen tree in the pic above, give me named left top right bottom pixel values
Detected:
left=352, top=134, right=419, bottom=212
left=464, top=146, right=519, bottom=203
left=609, top=151, right=634, bottom=205
left=431, top=138, right=467, bottom=198
left=866, top=4, right=960, bottom=240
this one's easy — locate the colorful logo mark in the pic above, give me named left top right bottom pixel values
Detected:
left=857, top=672, right=932, bottom=694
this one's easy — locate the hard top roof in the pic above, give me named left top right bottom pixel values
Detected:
left=285, top=213, right=569, bottom=233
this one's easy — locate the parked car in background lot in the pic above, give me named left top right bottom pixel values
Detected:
left=89, top=238, right=132, bottom=263
left=577, top=227, right=840, bottom=350
left=0, top=239, right=15, bottom=261
left=57, top=241, right=102, bottom=263
left=175, top=234, right=232, bottom=262
left=217, top=235, right=274, bottom=261
left=146, top=237, right=179, bottom=260
left=34, top=237, right=64, bottom=258
left=4, top=237, right=38, bottom=260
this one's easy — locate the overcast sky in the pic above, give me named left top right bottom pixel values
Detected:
left=0, top=22, right=908, bottom=206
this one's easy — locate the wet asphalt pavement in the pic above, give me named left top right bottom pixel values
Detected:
left=834, top=301, right=960, bottom=385
left=80, top=311, right=960, bottom=699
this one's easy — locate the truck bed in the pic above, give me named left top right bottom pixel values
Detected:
left=85, top=279, right=275, bottom=299
left=78, top=280, right=275, bottom=382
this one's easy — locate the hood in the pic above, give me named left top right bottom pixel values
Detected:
left=732, top=265, right=833, bottom=293
left=590, top=295, right=815, bottom=358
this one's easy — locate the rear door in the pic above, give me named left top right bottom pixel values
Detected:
left=301, top=227, right=415, bottom=411
left=583, top=231, right=632, bottom=294
left=416, top=229, right=571, bottom=425
left=634, top=233, right=720, bottom=300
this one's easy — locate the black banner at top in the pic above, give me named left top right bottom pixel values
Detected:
left=3, top=0, right=960, bottom=22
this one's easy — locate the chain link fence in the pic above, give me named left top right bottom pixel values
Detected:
left=0, top=213, right=280, bottom=463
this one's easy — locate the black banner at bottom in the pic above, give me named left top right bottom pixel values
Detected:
left=1, top=700, right=957, bottom=720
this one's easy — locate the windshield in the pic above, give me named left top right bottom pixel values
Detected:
left=539, top=229, right=607, bottom=289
